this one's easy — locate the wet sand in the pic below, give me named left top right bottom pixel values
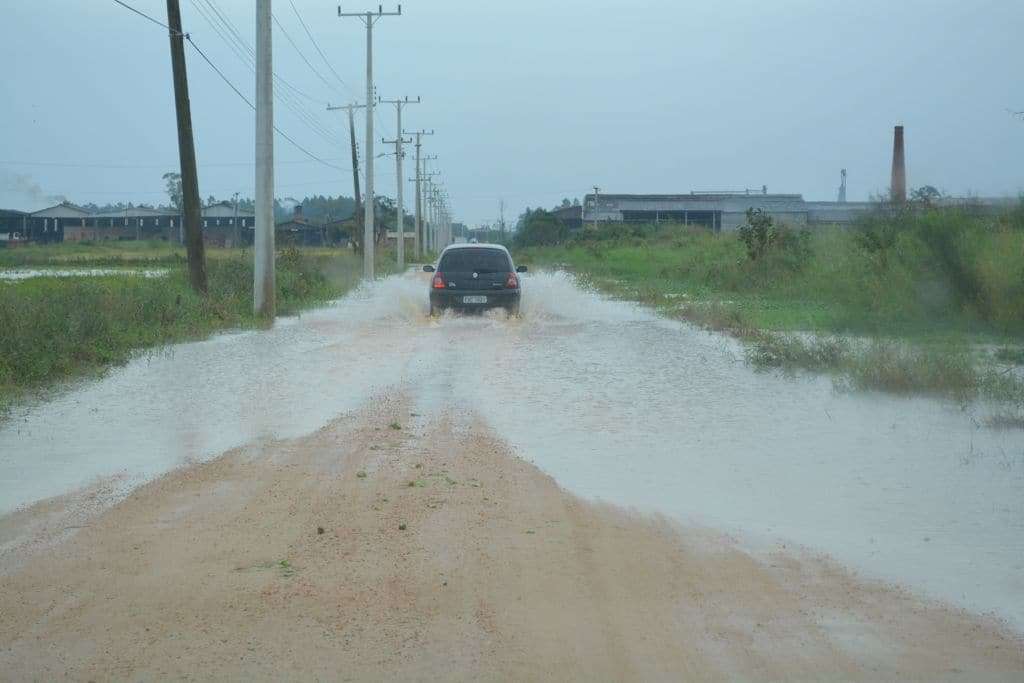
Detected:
left=1, top=395, right=1021, bottom=681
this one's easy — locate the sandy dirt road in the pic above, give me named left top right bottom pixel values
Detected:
left=1, top=393, right=1021, bottom=681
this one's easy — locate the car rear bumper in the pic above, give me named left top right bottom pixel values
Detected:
left=430, top=290, right=520, bottom=312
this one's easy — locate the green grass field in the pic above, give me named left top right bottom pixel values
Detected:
left=515, top=206, right=1024, bottom=408
left=0, top=244, right=392, bottom=411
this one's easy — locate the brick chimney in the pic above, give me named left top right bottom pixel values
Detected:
left=294, top=204, right=303, bottom=221
left=891, top=125, right=906, bottom=203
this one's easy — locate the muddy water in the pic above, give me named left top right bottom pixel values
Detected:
left=0, top=268, right=169, bottom=281
left=1, top=271, right=1022, bottom=630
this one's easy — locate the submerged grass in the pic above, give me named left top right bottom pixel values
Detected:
left=516, top=205, right=1024, bottom=408
left=0, top=245, right=392, bottom=411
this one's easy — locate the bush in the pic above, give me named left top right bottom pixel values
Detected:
left=515, top=209, right=569, bottom=247
left=737, top=208, right=811, bottom=267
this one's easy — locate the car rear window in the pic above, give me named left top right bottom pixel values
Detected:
left=439, top=249, right=512, bottom=273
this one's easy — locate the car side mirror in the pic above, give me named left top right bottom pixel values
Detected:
left=423, top=265, right=435, bottom=273
left=516, top=265, right=528, bottom=273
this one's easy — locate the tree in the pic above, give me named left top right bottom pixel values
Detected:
left=514, top=209, right=569, bottom=247
left=162, top=172, right=182, bottom=211
left=910, top=185, right=943, bottom=207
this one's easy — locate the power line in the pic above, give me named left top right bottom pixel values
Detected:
left=288, top=0, right=355, bottom=98
left=187, top=0, right=341, bottom=144
left=111, top=0, right=175, bottom=33
left=272, top=12, right=346, bottom=99
left=110, top=0, right=344, bottom=173
left=185, top=36, right=345, bottom=171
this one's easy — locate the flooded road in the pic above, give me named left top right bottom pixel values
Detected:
left=2, top=271, right=1022, bottom=631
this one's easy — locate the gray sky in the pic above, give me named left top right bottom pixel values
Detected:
left=1, top=0, right=1021, bottom=225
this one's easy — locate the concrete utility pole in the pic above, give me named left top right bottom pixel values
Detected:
left=425, top=172, right=440, bottom=252
left=380, top=96, right=418, bottom=270
left=338, top=5, right=402, bottom=280
left=499, top=198, right=505, bottom=241
left=421, top=155, right=438, bottom=253
left=328, top=102, right=367, bottom=251
left=232, top=192, right=240, bottom=247
left=166, top=0, right=207, bottom=294
left=254, top=0, right=275, bottom=316
left=406, top=129, right=433, bottom=260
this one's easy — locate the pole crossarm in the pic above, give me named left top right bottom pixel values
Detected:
left=337, top=6, right=402, bottom=279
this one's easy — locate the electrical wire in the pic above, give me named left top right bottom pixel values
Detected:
left=188, top=0, right=342, bottom=146
left=110, top=0, right=344, bottom=173
left=186, top=36, right=345, bottom=172
left=272, top=13, right=346, bottom=99
left=287, top=0, right=356, bottom=99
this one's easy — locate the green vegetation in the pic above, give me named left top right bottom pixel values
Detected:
left=0, top=243, right=391, bottom=411
left=516, top=203, right=1024, bottom=407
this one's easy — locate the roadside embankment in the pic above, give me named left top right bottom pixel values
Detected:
left=516, top=205, right=1024, bottom=412
left=1, top=396, right=1020, bottom=680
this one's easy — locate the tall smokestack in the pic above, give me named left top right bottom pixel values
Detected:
left=891, top=125, right=906, bottom=203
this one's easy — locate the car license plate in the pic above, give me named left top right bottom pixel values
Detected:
left=463, top=295, right=487, bottom=304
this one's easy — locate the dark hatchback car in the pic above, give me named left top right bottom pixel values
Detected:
left=424, top=244, right=527, bottom=316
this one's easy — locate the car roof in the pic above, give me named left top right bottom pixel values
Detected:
left=436, top=244, right=512, bottom=258
left=440, top=243, right=510, bottom=255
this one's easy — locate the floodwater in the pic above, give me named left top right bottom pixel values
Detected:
left=0, top=268, right=168, bottom=281
left=1, top=271, right=1022, bottom=631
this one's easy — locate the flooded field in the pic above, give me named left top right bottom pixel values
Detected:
left=1, top=270, right=1022, bottom=632
left=0, top=268, right=169, bottom=281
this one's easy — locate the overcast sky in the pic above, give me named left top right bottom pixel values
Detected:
left=1, top=0, right=1021, bottom=225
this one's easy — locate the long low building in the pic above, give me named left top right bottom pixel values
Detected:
left=12, top=201, right=256, bottom=246
left=582, top=192, right=876, bottom=231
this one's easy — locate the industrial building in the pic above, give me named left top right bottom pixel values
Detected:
left=582, top=191, right=875, bottom=232
left=0, top=201, right=256, bottom=246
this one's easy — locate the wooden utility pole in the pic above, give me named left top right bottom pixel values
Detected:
left=166, top=0, right=207, bottom=293
left=328, top=103, right=367, bottom=251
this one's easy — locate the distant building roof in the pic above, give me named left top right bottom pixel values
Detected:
left=92, top=207, right=175, bottom=218
left=0, top=209, right=29, bottom=218
left=203, top=201, right=254, bottom=218
left=31, top=202, right=91, bottom=218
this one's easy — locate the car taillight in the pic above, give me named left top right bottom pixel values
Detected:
left=505, top=272, right=519, bottom=289
left=432, top=273, right=446, bottom=289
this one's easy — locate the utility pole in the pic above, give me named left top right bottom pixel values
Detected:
left=422, top=165, right=439, bottom=253
left=232, top=192, right=240, bottom=247
left=381, top=96, right=418, bottom=269
left=499, top=198, right=505, bottom=242
left=339, top=5, right=402, bottom=280
left=328, top=102, right=367, bottom=251
left=420, top=156, right=438, bottom=253
left=254, top=0, right=275, bottom=316
left=166, top=0, right=207, bottom=293
left=406, top=129, right=433, bottom=260
left=592, top=185, right=601, bottom=229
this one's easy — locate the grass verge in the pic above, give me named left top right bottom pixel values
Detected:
left=0, top=245, right=393, bottom=413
